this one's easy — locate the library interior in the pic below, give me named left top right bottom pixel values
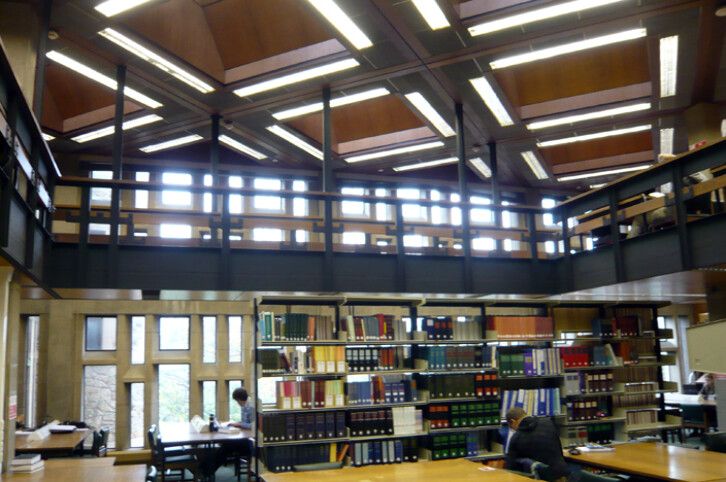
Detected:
left=2, top=0, right=726, bottom=481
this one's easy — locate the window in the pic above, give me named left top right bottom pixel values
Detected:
left=229, top=380, right=244, bottom=421
left=375, top=188, right=388, bottom=221
left=342, top=232, right=366, bottom=245
left=160, top=224, right=192, bottom=239
left=542, top=198, right=556, bottom=226
left=472, top=237, right=495, bottom=251
left=228, top=316, right=242, bottom=363
left=129, top=383, right=144, bottom=448
left=131, top=316, right=145, bottom=364
left=159, top=317, right=190, bottom=350
left=397, top=188, right=425, bottom=219
left=253, top=228, right=283, bottom=242
left=135, top=172, right=149, bottom=209
left=25, top=316, right=40, bottom=428
left=229, top=176, right=243, bottom=214
left=90, top=171, right=112, bottom=205
left=85, top=316, right=117, bottom=351
left=342, top=187, right=367, bottom=216
left=162, top=172, right=192, bottom=206
left=254, top=178, right=282, bottom=210
left=203, top=381, right=217, bottom=418
left=293, top=180, right=308, bottom=243
left=83, top=365, right=116, bottom=448
left=450, top=193, right=462, bottom=226
left=403, top=234, right=424, bottom=247
left=471, top=196, right=492, bottom=223
left=203, top=174, right=213, bottom=213
left=431, top=190, right=443, bottom=225
left=203, top=316, right=216, bottom=364
left=158, top=364, right=189, bottom=422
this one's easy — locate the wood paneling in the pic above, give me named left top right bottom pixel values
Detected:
left=494, top=39, right=650, bottom=108
left=203, top=0, right=332, bottom=69
left=44, top=65, right=115, bottom=119
left=286, top=96, right=426, bottom=148
left=539, top=131, right=653, bottom=167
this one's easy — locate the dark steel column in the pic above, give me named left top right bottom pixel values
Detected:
left=608, top=190, right=624, bottom=283
left=489, top=141, right=502, bottom=252
left=456, top=103, right=472, bottom=292
left=108, top=65, right=125, bottom=286
left=322, top=87, right=334, bottom=291
left=672, top=164, right=691, bottom=271
left=561, top=205, right=572, bottom=293
left=1, top=94, right=19, bottom=247
left=33, top=0, right=52, bottom=121
left=210, top=114, right=220, bottom=214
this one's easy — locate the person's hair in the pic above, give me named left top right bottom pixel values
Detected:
left=232, top=387, right=248, bottom=402
left=506, top=407, right=527, bottom=424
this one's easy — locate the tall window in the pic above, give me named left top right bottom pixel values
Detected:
left=129, top=383, right=144, bottom=448
left=229, top=176, right=243, bottom=214
left=431, top=190, right=443, bottom=224
left=203, top=174, right=213, bottom=213
left=375, top=188, right=388, bottom=221
left=293, top=180, right=308, bottom=243
left=161, top=172, right=193, bottom=207
left=450, top=193, right=462, bottom=226
left=397, top=188, right=425, bottom=219
left=158, top=364, right=190, bottom=422
left=253, top=228, right=283, bottom=242
left=229, top=380, right=243, bottom=421
left=90, top=170, right=112, bottom=205
left=203, top=381, right=217, bottom=418
left=135, top=172, right=150, bottom=209
left=131, top=316, right=145, bottom=364
left=470, top=196, right=492, bottom=223
left=159, top=317, right=190, bottom=350
left=25, top=316, right=40, bottom=428
left=83, top=365, right=117, bottom=448
left=202, top=316, right=216, bottom=364
left=228, top=316, right=242, bottom=363
left=85, top=316, right=117, bottom=351
left=542, top=198, right=556, bottom=226
left=342, top=187, right=367, bottom=216
left=254, top=178, right=282, bottom=210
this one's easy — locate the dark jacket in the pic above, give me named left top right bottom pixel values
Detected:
left=505, top=416, right=570, bottom=480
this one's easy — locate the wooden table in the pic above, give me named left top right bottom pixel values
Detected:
left=564, top=442, right=726, bottom=482
left=159, top=422, right=253, bottom=447
left=0, top=459, right=146, bottom=481
left=260, top=458, right=533, bottom=482
left=15, top=429, right=92, bottom=458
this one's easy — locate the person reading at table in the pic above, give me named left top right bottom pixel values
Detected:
left=228, top=387, right=254, bottom=430
left=698, top=373, right=717, bottom=406
left=505, top=410, right=573, bottom=482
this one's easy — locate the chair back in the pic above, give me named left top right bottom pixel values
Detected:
left=705, top=432, right=726, bottom=453
left=145, top=464, right=158, bottom=482
left=681, top=404, right=706, bottom=423
left=147, top=425, right=162, bottom=464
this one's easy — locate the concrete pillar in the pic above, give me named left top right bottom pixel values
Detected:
left=0, top=266, right=18, bottom=472
left=0, top=2, right=40, bottom=105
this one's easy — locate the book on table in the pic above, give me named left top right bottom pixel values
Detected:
left=11, top=454, right=41, bottom=466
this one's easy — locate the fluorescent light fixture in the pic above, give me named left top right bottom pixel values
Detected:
left=527, top=103, right=651, bottom=130
left=521, top=151, right=549, bottom=179
left=42, top=133, right=55, bottom=142
left=219, top=135, right=267, bottom=160
left=469, top=0, right=625, bottom=37
left=140, top=134, right=203, bottom=153
left=490, top=28, right=647, bottom=69
left=272, top=87, right=389, bottom=120
left=589, top=183, right=606, bottom=189
left=71, top=114, right=162, bottom=143
left=659, top=35, right=678, bottom=97
left=99, top=28, right=214, bottom=93
left=306, top=0, right=373, bottom=49
left=557, top=164, right=650, bottom=182
left=405, top=92, right=456, bottom=137
left=95, top=0, right=153, bottom=17
left=469, top=157, right=491, bottom=178
left=345, top=141, right=444, bottom=163
left=537, top=124, right=651, bottom=147
left=234, top=58, right=359, bottom=97
left=47, top=50, right=162, bottom=108
left=412, top=0, right=450, bottom=30
left=469, top=77, right=514, bottom=126
left=660, top=127, right=674, bottom=156
left=393, top=157, right=458, bottom=172
left=266, top=125, right=323, bottom=160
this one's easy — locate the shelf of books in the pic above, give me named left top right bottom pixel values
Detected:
left=254, top=297, right=674, bottom=473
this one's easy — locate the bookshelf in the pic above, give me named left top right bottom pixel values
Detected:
left=253, top=296, right=675, bottom=473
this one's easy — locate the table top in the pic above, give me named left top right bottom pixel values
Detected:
left=564, top=442, right=726, bottom=482
left=159, top=422, right=253, bottom=446
left=261, top=458, right=532, bottom=482
left=0, top=460, right=146, bottom=481
left=15, top=429, right=92, bottom=453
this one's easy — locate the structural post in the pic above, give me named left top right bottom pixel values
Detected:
left=608, top=190, right=625, bottom=283
left=210, top=114, right=220, bottom=215
left=456, top=103, right=472, bottom=292
left=108, top=65, right=125, bottom=286
left=32, top=0, right=52, bottom=121
left=488, top=141, right=502, bottom=252
left=322, top=87, right=334, bottom=291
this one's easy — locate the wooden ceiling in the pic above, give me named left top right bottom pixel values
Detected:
left=30, top=0, right=726, bottom=194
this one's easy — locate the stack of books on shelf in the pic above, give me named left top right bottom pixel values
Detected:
left=452, top=317, right=484, bottom=340
left=350, top=439, right=418, bottom=466
left=346, top=376, right=418, bottom=405
left=423, top=374, right=483, bottom=399
left=341, top=314, right=403, bottom=341
left=348, top=407, right=422, bottom=437
left=501, top=388, right=562, bottom=417
left=486, top=316, right=554, bottom=339
left=259, top=411, right=347, bottom=442
left=560, top=345, right=616, bottom=368
left=499, top=347, right=561, bottom=376
left=264, top=443, right=345, bottom=473
left=262, top=346, right=347, bottom=375
left=429, top=433, right=479, bottom=460
left=591, top=315, right=642, bottom=338
left=563, top=370, right=614, bottom=395
left=417, top=345, right=497, bottom=370
left=419, top=316, right=454, bottom=340
left=562, top=424, right=614, bottom=446
left=427, top=402, right=500, bottom=429
left=625, top=409, right=658, bottom=425
left=10, top=454, right=44, bottom=473
left=565, top=399, right=602, bottom=422
left=275, top=380, right=345, bottom=409
left=259, top=312, right=336, bottom=342
left=346, top=347, right=412, bottom=372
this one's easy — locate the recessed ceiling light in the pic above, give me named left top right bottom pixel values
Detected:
left=140, top=134, right=203, bottom=153
left=589, top=183, right=607, bottom=189
left=468, top=157, right=492, bottom=178
left=71, top=114, right=163, bottom=143
left=521, top=151, right=549, bottom=179
left=94, top=0, right=153, bottom=17
left=527, top=103, right=651, bottom=130
left=490, top=28, right=647, bottom=69
left=306, top=0, right=373, bottom=50
left=404, top=92, right=456, bottom=137
left=219, top=135, right=267, bottom=160
left=412, top=0, right=450, bottom=30
left=468, top=0, right=626, bottom=36
left=47, top=50, right=162, bottom=109
left=537, top=124, right=652, bottom=147
left=469, top=77, right=514, bottom=126
left=660, top=127, right=674, bottom=157
left=266, top=125, right=323, bottom=160
left=659, top=35, right=678, bottom=97
left=99, top=28, right=214, bottom=93
left=345, top=141, right=444, bottom=163
left=42, top=133, right=55, bottom=142
left=234, top=58, right=359, bottom=98
left=272, top=87, right=389, bottom=120
left=393, top=157, right=458, bottom=172
left=557, top=164, right=651, bottom=181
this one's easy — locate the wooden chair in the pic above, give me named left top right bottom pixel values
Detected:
left=147, top=424, right=199, bottom=482
left=681, top=404, right=718, bottom=440
left=231, top=438, right=255, bottom=481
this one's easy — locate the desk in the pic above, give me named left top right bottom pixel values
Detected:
left=0, top=459, right=146, bottom=481
left=15, top=429, right=92, bottom=458
left=564, top=442, right=726, bottom=482
left=159, top=422, right=252, bottom=447
left=261, top=458, right=532, bottom=482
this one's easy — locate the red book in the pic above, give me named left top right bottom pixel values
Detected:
left=376, top=314, right=386, bottom=341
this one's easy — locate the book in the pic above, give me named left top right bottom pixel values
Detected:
left=11, top=454, right=41, bottom=466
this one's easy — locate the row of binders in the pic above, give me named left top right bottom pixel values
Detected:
left=423, top=373, right=499, bottom=399
left=341, top=315, right=400, bottom=341
left=346, top=347, right=412, bottom=372
left=499, top=348, right=562, bottom=377
left=260, top=346, right=347, bottom=375
left=275, top=380, right=345, bottom=410
left=486, top=316, right=554, bottom=339
left=565, top=399, right=604, bottom=422
left=346, top=377, right=419, bottom=406
left=501, top=388, right=563, bottom=417
left=563, top=371, right=615, bottom=395
left=349, top=407, right=423, bottom=437
left=429, top=433, right=480, bottom=460
left=427, top=402, right=500, bottom=429
left=560, top=345, right=616, bottom=368
left=417, top=345, right=496, bottom=370
left=259, top=411, right=347, bottom=442
left=562, top=423, right=614, bottom=446
left=263, top=443, right=345, bottom=473
left=259, top=312, right=336, bottom=342
left=591, top=315, right=642, bottom=338
left=350, top=439, right=419, bottom=466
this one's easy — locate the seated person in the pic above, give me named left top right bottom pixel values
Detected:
left=499, top=407, right=524, bottom=454
left=698, top=373, right=717, bottom=406
left=211, top=388, right=254, bottom=474
left=505, top=410, right=573, bottom=482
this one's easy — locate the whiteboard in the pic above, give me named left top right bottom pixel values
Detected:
left=687, top=319, right=726, bottom=374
